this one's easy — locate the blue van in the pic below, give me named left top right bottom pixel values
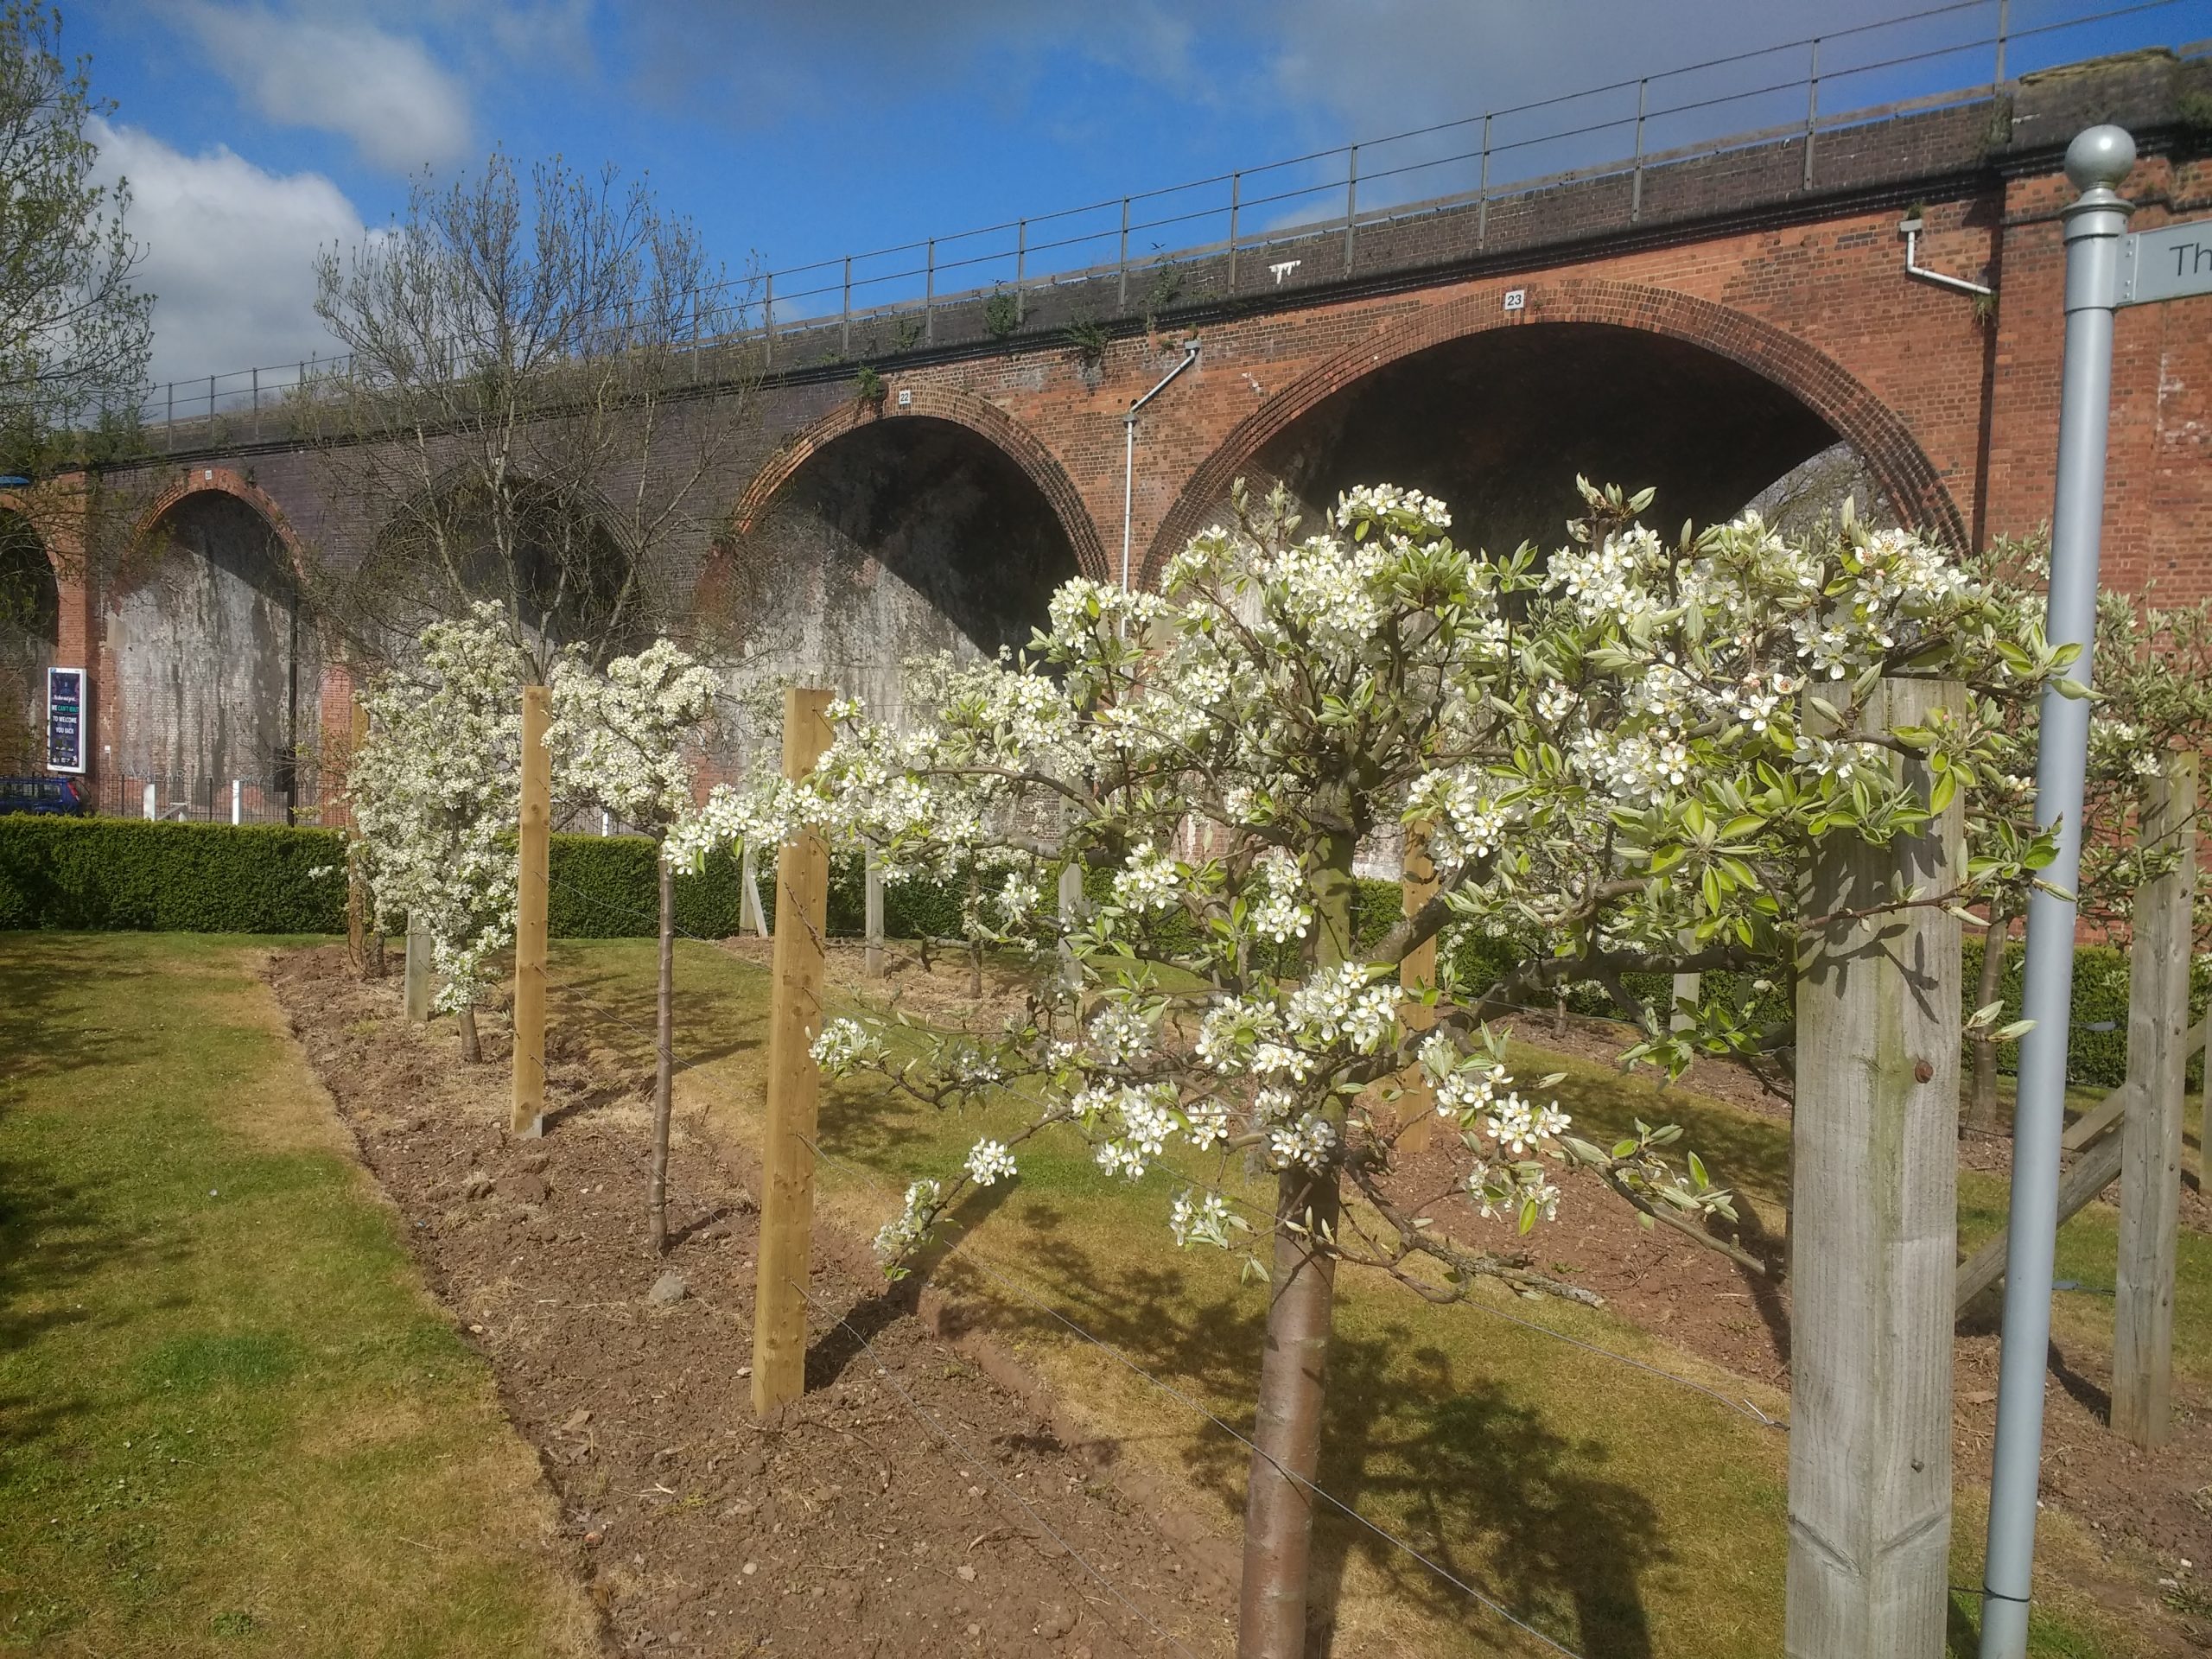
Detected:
left=0, top=776, right=87, bottom=816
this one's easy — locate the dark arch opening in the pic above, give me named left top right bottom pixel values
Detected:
left=707, top=416, right=1082, bottom=741
left=0, top=510, right=57, bottom=771
left=1237, top=322, right=1844, bottom=556
left=118, top=490, right=317, bottom=810
left=361, top=474, right=641, bottom=658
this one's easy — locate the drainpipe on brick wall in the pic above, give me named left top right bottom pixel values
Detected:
left=1122, top=339, right=1201, bottom=592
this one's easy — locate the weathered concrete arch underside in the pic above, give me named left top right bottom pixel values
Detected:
left=113, top=486, right=319, bottom=798
left=1149, top=281, right=1958, bottom=582
left=706, top=410, right=1084, bottom=750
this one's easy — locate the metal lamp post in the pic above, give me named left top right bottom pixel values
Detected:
left=1978, top=123, right=2135, bottom=1659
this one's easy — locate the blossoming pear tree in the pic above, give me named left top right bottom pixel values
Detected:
left=547, top=639, right=721, bottom=1252
left=671, top=477, right=2074, bottom=1657
left=351, top=603, right=532, bottom=1063
left=1952, top=533, right=2212, bottom=1129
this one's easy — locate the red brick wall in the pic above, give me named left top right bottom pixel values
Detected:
left=841, top=147, right=2209, bottom=594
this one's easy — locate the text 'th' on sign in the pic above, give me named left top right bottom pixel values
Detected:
left=2120, top=219, right=2212, bottom=307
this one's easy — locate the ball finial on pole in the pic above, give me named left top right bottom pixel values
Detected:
left=2063, top=124, right=2135, bottom=194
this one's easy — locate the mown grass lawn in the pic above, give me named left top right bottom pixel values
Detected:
left=0, top=932, right=595, bottom=1657
left=553, top=935, right=2182, bottom=1659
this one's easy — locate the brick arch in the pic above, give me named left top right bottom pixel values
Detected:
left=1147, top=279, right=1964, bottom=584
left=729, top=384, right=1109, bottom=579
left=134, top=465, right=310, bottom=587
left=0, top=489, right=60, bottom=582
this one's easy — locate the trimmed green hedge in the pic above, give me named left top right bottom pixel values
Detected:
left=546, top=835, right=743, bottom=939
left=0, top=818, right=982, bottom=944
left=549, top=838, right=969, bottom=942
left=7, top=819, right=2201, bottom=1087
left=1961, top=938, right=2212, bottom=1091
left=0, top=817, right=349, bottom=933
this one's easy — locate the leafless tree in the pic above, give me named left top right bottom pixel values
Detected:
left=305, top=150, right=759, bottom=682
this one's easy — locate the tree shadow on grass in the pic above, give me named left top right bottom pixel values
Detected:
left=0, top=937, right=184, bottom=1456
left=936, top=1199, right=1666, bottom=1658
left=544, top=955, right=764, bottom=1080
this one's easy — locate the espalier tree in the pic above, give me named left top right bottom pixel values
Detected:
left=353, top=603, right=716, bottom=1098
left=546, top=637, right=720, bottom=1251
left=671, top=479, right=2092, bottom=1657
left=351, top=604, right=533, bottom=1063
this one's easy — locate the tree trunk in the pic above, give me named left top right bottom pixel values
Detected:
left=1967, top=906, right=2009, bottom=1134
left=1237, top=796, right=1354, bottom=1658
left=458, top=1004, right=482, bottom=1065
left=649, top=852, right=676, bottom=1256
left=1238, top=1166, right=1340, bottom=1659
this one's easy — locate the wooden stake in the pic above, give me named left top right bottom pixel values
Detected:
left=649, top=851, right=677, bottom=1255
left=1057, top=856, right=1085, bottom=995
left=741, top=842, right=767, bottom=936
left=346, top=695, right=369, bottom=976
left=863, top=845, right=885, bottom=977
left=511, top=683, right=550, bottom=1139
left=2115, top=750, right=2196, bottom=1448
left=1397, top=823, right=1437, bottom=1154
left=403, top=914, right=432, bottom=1021
left=1786, top=678, right=1961, bottom=1658
left=753, top=688, right=834, bottom=1418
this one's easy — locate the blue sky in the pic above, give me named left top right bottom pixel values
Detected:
left=78, top=0, right=2211, bottom=392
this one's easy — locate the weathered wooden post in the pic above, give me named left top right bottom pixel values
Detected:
left=346, top=695, right=370, bottom=976
left=1397, top=824, right=1437, bottom=1153
left=753, top=688, right=833, bottom=1418
left=2114, top=750, right=2196, bottom=1448
left=863, top=845, right=886, bottom=978
left=740, top=842, right=768, bottom=937
left=512, top=683, right=550, bottom=1139
left=1058, top=857, right=1085, bottom=995
left=1787, top=678, right=1963, bottom=1658
left=403, top=915, right=432, bottom=1021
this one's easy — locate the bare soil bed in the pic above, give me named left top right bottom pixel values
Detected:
left=266, top=945, right=1232, bottom=1659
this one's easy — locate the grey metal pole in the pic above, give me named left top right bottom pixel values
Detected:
left=1804, top=38, right=1821, bottom=190
left=1344, top=145, right=1358, bottom=272
left=1631, top=79, right=1647, bottom=222
left=1478, top=113, right=1492, bottom=248
left=925, top=238, right=936, bottom=346
left=1228, top=172, right=1240, bottom=293
left=1118, top=196, right=1130, bottom=310
left=1978, top=123, right=2135, bottom=1659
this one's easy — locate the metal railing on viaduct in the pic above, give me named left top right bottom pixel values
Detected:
left=129, top=0, right=2200, bottom=453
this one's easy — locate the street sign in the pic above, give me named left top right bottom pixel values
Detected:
left=46, top=666, right=86, bottom=773
left=2120, top=219, right=2212, bottom=306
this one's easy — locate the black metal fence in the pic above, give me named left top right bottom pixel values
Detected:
left=93, top=771, right=328, bottom=827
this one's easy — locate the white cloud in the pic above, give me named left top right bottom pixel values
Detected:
left=172, top=2, right=473, bottom=173
left=92, top=118, right=367, bottom=389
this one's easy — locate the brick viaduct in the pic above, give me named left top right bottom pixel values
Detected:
left=2, top=45, right=2206, bottom=812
